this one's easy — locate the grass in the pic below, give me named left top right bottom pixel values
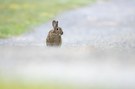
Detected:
left=0, top=81, right=75, bottom=89
left=0, top=0, right=95, bottom=38
left=0, top=75, right=107, bottom=89
left=0, top=75, right=109, bottom=89
left=0, top=80, right=106, bottom=89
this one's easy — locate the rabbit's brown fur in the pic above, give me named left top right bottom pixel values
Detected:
left=46, top=20, right=63, bottom=46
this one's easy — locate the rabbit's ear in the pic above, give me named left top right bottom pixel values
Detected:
left=56, top=21, right=58, bottom=27
left=52, top=20, right=58, bottom=29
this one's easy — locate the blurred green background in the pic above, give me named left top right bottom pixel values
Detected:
left=0, top=0, right=95, bottom=38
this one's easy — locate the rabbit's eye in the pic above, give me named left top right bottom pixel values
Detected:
left=57, top=28, right=58, bottom=30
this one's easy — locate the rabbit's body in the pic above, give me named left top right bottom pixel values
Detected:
left=46, top=30, right=62, bottom=46
left=46, top=20, right=63, bottom=47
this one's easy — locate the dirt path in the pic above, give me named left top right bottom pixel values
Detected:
left=0, top=0, right=135, bottom=88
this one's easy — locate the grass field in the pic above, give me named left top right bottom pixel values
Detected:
left=0, top=81, right=76, bottom=89
left=0, top=79, right=103, bottom=89
left=0, top=0, right=95, bottom=38
left=0, top=76, right=103, bottom=89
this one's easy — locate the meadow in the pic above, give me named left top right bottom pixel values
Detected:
left=0, top=0, right=95, bottom=38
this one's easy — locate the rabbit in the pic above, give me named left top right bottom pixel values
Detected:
left=46, top=20, right=63, bottom=46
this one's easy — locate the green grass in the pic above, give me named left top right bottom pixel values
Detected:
left=0, top=80, right=106, bottom=89
left=0, top=81, right=75, bottom=89
left=0, top=0, right=95, bottom=38
left=0, top=75, right=108, bottom=89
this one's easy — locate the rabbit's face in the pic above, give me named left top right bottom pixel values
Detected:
left=55, top=27, right=63, bottom=36
left=52, top=20, right=63, bottom=36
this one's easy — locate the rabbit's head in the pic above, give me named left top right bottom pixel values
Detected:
left=52, top=20, right=63, bottom=35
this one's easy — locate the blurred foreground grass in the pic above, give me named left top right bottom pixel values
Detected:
left=0, top=0, right=95, bottom=38
left=0, top=82, right=104, bottom=89
left=0, top=81, right=75, bottom=89
left=0, top=79, right=102, bottom=89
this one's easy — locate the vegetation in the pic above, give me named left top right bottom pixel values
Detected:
left=0, top=81, right=75, bottom=89
left=0, top=0, right=95, bottom=38
left=0, top=80, right=105, bottom=89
